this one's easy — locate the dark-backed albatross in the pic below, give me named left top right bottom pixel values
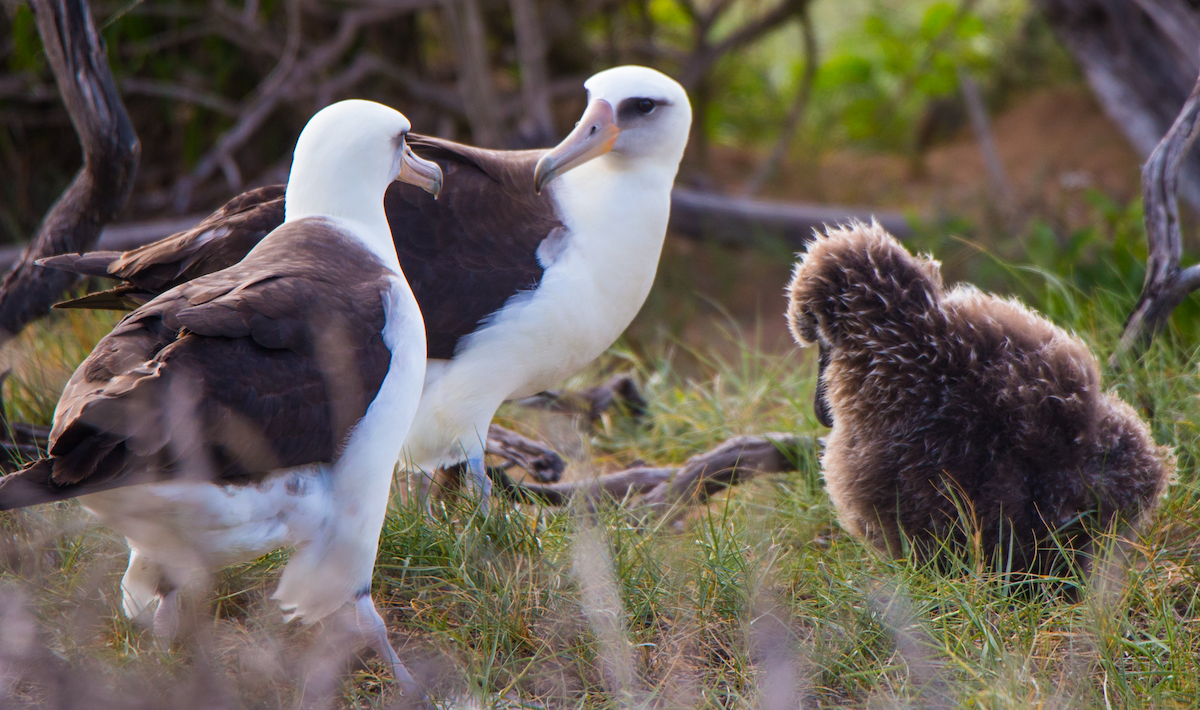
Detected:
left=0, top=99, right=441, bottom=688
left=43, top=65, right=693, bottom=507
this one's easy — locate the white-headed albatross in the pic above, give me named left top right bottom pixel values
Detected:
left=42, top=65, right=693, bottom=507
left=0, top=99, right=442, bottom=689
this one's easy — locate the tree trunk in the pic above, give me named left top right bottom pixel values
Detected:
left=1038, top=0, right=1200, bottom=212
left=0, top=0, right=140, bottom=347
left=508, top=0, right=556, bottom=146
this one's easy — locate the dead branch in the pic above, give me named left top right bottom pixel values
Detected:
left=486, top=424, right=566, bottom=483
left=741, top=4, right=817, bottom=196
left=637, top=434, right=806, bottom=517
left=517, top=374, right=648, bottom=423
left=122, top=77, right=240, bottom=116
left=172, top=0, right=441, bottom=209
left=677, top=0, right=807, bottom=90
left=491, top=434, right=812, bottom=515
left=957, top=67, right=1016, bottom=228
left=1111, top=68, right=1200, bottom=364
left=0, top=0, right=140, bottom=347
left=491, top=464, right=675, bottom=507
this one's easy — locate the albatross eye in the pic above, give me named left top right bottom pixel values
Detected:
left=635, top=99, right=656, bottom=115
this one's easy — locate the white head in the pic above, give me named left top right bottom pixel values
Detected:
left=534, top=66, right=692, bottom=192
left=285, top=99, right=442, bottom=226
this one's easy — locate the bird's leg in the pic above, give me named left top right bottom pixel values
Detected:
left=152, top=588, right=179, bottom=644
left=355, top=593, right=420, bottom=695
left=119, top=548, right=165, bottom=623
left=464, top=453, right=493, bottom=512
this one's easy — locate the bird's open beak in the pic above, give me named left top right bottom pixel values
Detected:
left=534, top=99, right=619, bottom=193
left=396, top=139, right=443, bottom=198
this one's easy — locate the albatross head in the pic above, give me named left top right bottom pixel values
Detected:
left=534, top=66, right=691, bottom=193
left=285, top=99, right=443, bottom=226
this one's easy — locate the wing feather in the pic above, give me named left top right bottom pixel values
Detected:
left=0, top=218, right=396, bottom=509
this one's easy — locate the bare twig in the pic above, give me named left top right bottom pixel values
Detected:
left=0, top=0, right=140, bottom=346
left=122, top=77, right=239, bottom=116
left=1111, top=68, right=1200, bottom=364
left=957, top=67, right=1016, bottom=226
left=741, top=5, right=817, bottom=196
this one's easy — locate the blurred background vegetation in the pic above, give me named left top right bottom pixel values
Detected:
left=1, top=0, right=1197, bottom=351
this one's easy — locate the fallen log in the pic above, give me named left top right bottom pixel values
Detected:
left=669, top=187, right=912, bottom=247
left=0, top=191, right=910, bottom=273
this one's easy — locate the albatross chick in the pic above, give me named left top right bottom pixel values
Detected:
left=787, top=222, right=1173, bottom=574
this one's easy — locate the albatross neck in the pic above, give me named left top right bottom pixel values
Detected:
left=285, top=176, right=399, bottom=270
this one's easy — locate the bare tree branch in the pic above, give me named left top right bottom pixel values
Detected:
left=122, top=77, right=240, bottom=115
left=0, top=0, right=140, bottom=346
left=1111, top=68, right=1200, bottom=365
left=741, top=4, right=817, bottom=196
left=957, top=67, right=1015, bottom=225
left=679, top=0, right=806, bottom=90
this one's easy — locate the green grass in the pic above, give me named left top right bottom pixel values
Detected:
left=1, top=257, right=1199, bottom=709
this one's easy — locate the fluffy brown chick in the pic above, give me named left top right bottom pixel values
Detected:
left=787, top=222, right=1173, bottom=573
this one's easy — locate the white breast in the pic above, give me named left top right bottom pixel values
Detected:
left=402, top=159, right=671, bottom=471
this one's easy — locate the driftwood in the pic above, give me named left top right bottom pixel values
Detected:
left=0, top=190, right=911, bottom=274
left=0, top=0, right=140, bottom=347
left=1110, top=69, right=1200, bottom=364
left=517, top=374, right=648, bottom=423
left=491, top=434, right=811, bottom=518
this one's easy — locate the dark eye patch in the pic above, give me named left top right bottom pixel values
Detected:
left=617, top=97, right=670, bottom=124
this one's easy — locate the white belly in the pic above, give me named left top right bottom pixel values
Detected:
left=81, top=465, right=333, bottom=571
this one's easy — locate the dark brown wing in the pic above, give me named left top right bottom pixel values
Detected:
left=390, top=135, right=563, bottom=359
left=45, top=135, right=563, bottom=359
left=0, top=218, right=395, bottom=509
left=47, top=185, right=288, bottom=310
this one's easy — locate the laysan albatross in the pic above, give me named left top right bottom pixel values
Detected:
left=0, top=99, right=441, bottom=688
left=43, top=65, right=693, bottom=506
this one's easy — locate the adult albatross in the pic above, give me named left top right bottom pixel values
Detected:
left=0, top=99, right=441, bottom=689
left=43, top=65, right=692, bottom=506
